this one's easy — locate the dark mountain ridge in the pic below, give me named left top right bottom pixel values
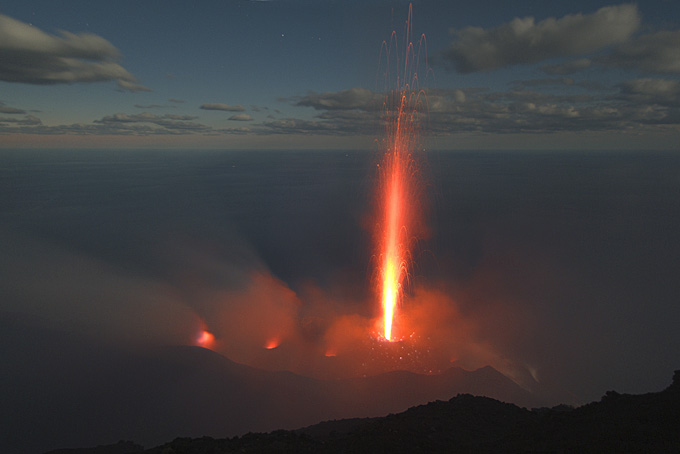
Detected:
left=60, top=369, right=678, bottom=453
left=2, top=314, right=540, bottom=454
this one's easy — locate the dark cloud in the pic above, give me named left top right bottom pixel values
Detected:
left=541, top=58, right=593, bottom=75
left=0, top=101, right=26, bottom=114
left=7, top=78, right=680, bottom=140
left=542, top=31, right=680, bottom=76
left=259, top=114, right=381, bottom=136
left=200, top=103, right=246, bottom=112
left=1, top=112, right=211, bottom=135
left=0, top=110, right=267, bottom=136
left=422, top=87, right=676, bottom=134
left=295, top=88, right=380, bottom=111
left=619, top=78, right=680, bottom=107
left=510, top=78, right=606, bottom=93
left=228, top=113, right=254, bottom=121
left=261, top=89, right=389, bottom=135
left=116, top=79, right=151, bottom=93
left=262, top=118, right=345, bottom=135
left=600, top=30, right=680, bottom=74
left=0, top=13, right=149, bottom=92
left=94, top=112, right=211, bottom=132
left=270, top=82, right=680, bottom=136
left=441, top=4, right=640, bottom=73
left=164, top=114, right=198, bottom=120
left=134, top=104, right=177, bottom=109
left=511, top=78, right=575, bottom=88
left=0, top=114, right=41, bottom=125
left=95, top=113, right=171, bottom=123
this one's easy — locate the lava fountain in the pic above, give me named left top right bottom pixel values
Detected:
left=375, top=4, right=429, bottom=341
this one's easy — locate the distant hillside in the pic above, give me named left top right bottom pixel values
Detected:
left=45, top=370, right=680, bottom=453
left=136, top=369, right=678, bottom=453
left=2, top=313, right=541, bottom=454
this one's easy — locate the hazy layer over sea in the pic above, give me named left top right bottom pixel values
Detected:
left=2, top=148, right=679, bottom=400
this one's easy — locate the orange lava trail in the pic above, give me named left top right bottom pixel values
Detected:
left=379, top=94, right=415, bottom=341
left=376, top=3, right=427, bottom=342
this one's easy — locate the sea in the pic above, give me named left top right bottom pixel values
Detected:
left=2, top=148, right=680, bottom=402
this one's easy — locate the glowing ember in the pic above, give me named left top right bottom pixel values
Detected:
left=376, top=4, right=428, bottom=342
left=196, top=330, right=215, bottom=349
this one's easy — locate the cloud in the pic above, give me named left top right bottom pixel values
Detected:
left=163, top=114, right=199, bottom=120
left=541, top=58, right=593, bottom=75
left=228, top=113, right=254, bottom=121
left=0, top=114, right=41, bottom=125
left=200, top=103, right=246, bottom=112
left=262, top=118, right=344, bottom=134
left=116, top=79, right=151, bottom=93
left=94, top=112, right=210, bottom=132
left=0, top=111, right=217, bottom=135
left=253, top=80, right=680, bottom=137
left=441, top=4, right=640, bottom=73
left=0, top=13, right=149, bottom=92
left=0, top=101, right=26, bottom=114
left=0, top=110, right=267, bottom=136
left=601, top=30, right=680, bottom=74
left=134, top=104, right=176, bottom=109
left=261, top=114, right=379, bottom=136
left=169, top=98, right=185, bottom=103
left=511, top=78, right=575, bottom=88
left=7, top=78, right=680, bottom=140
left=542, top=31, right=680, bottom=76
left=407, top=85, right=680, bottom=134
left=94, top=112, right=198, bottom=123
left=619, top=78, right=680, bottom=106
left=296, top=88, right=379, bottom=111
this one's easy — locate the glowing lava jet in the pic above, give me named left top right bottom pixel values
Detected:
left=377, top=94, right=420, bottom=341
left=196, top=329, right=215, bottom=349
left=376, top=4, right=428, bottom=342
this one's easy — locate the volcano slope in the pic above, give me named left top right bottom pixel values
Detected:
left=48, top=370, right=680, bottom=453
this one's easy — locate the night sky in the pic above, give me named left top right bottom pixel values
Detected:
left=1, top=0, right=679, bottom=149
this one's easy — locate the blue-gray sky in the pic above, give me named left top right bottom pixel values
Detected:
left=1, top=0, right=680, bottom=149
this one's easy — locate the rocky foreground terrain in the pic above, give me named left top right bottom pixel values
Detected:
left=47, top=370, right=679, bottom=453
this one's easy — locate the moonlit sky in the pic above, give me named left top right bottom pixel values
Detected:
left=1, top=0, right=679, bottom=149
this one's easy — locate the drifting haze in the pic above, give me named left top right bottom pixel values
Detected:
left=2, top=149, right=678, bottom=404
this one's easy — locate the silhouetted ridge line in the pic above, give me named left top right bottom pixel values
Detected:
left=56, top=369, right=678, bottom=453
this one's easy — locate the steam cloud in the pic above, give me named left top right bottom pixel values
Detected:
left=0, top=222, right=526, bottom=389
